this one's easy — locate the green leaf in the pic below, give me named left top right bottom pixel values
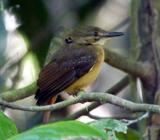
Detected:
left=88, top=119, right=127, bottom=133
left=107, top=131, right=119, bottom=140
left=116, top=128, right=141, bottom=140
left=0, top=110, right=18, bottom=140
left=9, top=121, right=108, bottom=140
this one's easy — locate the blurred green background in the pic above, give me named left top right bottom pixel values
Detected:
left=0, top=0, right=129, bottom=132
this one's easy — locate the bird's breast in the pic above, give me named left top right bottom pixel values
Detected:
left=66, top=44, right=104, bottom=93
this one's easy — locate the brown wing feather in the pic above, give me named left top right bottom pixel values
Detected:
left=35, top=68, right=77, bottom=105
left=35, top=44, right=97, bottom=105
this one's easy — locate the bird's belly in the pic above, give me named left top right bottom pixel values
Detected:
left=66, top=51, right=104, bottom=93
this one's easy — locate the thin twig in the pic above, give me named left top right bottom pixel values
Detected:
left=88, top=113, right=137, bottom=120
left=124, top=112, right=149, bottom=126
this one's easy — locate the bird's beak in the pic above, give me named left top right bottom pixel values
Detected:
left=102, top=32, right=124, bottom=38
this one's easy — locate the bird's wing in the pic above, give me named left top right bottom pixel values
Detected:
left=35, top=44, right=97, bottom=105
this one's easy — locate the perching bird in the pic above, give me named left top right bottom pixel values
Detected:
left=35, top=26, right=124, bottom=123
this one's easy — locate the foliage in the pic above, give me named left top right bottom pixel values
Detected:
left=5, top=119, right=141, bottom=140
left=0, top=110, right=18, bottom=140
left=9, top=120, right=108, bottom=140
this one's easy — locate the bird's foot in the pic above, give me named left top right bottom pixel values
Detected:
left=72, top=87, right=85, bottom=97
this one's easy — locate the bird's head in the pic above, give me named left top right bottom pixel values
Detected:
left=65, top=26, right=124, bottom=45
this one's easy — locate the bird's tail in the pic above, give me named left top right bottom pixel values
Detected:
left=43, top=94, right=59, bottom=124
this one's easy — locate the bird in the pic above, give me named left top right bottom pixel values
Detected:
left=35, top=26, right=124, bottom=124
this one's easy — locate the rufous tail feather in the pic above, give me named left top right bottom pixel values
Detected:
left=43, top=94, right=58, bottom=124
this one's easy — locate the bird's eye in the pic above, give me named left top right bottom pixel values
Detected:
left=93, top=32, right=98, bottom=37
left=65, top=37, right=73, bottom=43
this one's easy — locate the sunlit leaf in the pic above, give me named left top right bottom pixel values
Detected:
left=0, top=110, right=18, bottom=140
left=9, top=121, right=108, bottom=140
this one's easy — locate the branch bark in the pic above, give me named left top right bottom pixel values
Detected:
left=0, top=82, right=37, bottom=102
left=104, top=48, right=155, bottom=82
left=0, top=91, right=160, bottom=116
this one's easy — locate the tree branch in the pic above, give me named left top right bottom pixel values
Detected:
left=56, top=75, right=129, bottom=121
left=148, top=0, right=160, bottom=87
left=0, top=82, right=37, bottom=102
left=0, top=91, right=160, bottom=116
left=129, top=0, right=148, bottom=137
left=104, top=48, right=155, bottom=83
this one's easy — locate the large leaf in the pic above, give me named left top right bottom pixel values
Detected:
left=9, top=121, right=108, bottom=140
left=88, top=119, right=127, bottom=133
left=0, top=110, right=18, bottom=140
